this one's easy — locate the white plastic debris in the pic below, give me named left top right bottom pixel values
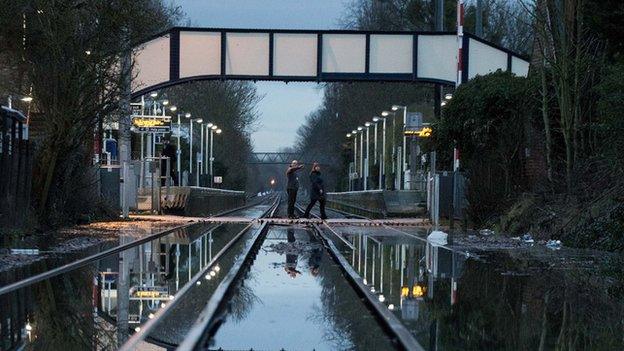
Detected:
left=546, top=240, right=562, bottom=250
left=427, top=231, right=448, bottom=245
left=479, top=229, right=495, bottom=236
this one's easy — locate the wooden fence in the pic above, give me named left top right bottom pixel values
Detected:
left=0, top=106, right=32, bottom=228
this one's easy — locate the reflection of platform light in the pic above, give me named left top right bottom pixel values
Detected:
left=148, top=313, right=154, bottom=319
left=210, top=270, right=216, bottom=276
left=134, top=327, right=141, bottom=332
left=205, top=274, right=212, bottom=280
left=412, top=285, right=426, bottom=297
left=388, top=304, right=395, bottom=310
left=161, top=303, right=166, bottom=308
left=378, top=294, right=385, bottom=302
left=196, top=281, right=202, bottom=286
left=401, top=286, right=409, bottom=297
left=214, top=265, right=221, bottom=272
left=363, top=278, right=368, bottom=285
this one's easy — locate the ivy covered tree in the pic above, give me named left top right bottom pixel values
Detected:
left=430, top=70, right=535, bottom=225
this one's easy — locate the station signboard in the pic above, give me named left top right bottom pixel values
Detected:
left=132, top=115, right=171, bottom=133
left=132, top=286, right=169, bottom=298
left=405, top=112, right=423, bottom=131
left=213, top=176, right=223, bottom=184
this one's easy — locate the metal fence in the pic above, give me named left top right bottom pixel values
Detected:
left=0, top=106, right=32, bottom=228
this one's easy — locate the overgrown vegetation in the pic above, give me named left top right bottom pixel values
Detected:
left=433, top=0, right=624, bottom=251
left=0, top=1, right=182, bottom=229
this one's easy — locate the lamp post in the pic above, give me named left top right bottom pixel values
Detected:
left=392, top=105, right=407, bottom=190
left=357, top=126, right=364, bottom=190
left=199, top=120, right=205, bottom=186
left=382, top=110, right=399, bottom=190
left=364, top=122, right=371, bottom=191
left=209, top=125, right=218, bottom=187
left=373, top=116, right=386, bottom=190
left=191, top=118, right=203, bottom=185
left=351, top=129, right=357, bottom=191
left=380, top=116, right=387, bottom=189
left=346, top=133, right=353, bottom=191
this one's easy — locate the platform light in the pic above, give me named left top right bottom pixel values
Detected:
left=20, top=96, right=33, bottom=103
left=364, top=122, right=371, bottom=127
left=185, top=112, right=191, bottom=118
left=401, top=286, right=409, bottom=297
left=207, top=122, right=213, bottom=128
left=441, top=101, right=447, bottom=107
left=381, top=111, right=392, bottom=117
left=162, top=100, right=169, bottom=106
left=372, top=116, right=380, bottom=122
left=211, top=125, right=218, bottom=130
left=351, top=130, right=357, bottom=134
left=216, top=129, right=222, bottom=134
left=363, top=278, right=368, bottom=285
left=148, top=313, right=154, bottom=319
left=170, top=105, right=177, bottom=112
left=195, top=118, right=203, bottom=124
left=346, top=133, right=352, bottom=138
left=150, top=92, right=158, bottom=98
left=134, top=327, right=141, bottom=332
left=444, top=93, right=453, bottom=100
left=25, top=322, right=32, bottom=331
left=357, top=126, right=363, bottom=131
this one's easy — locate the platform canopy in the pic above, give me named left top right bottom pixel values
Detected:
left=131, top=27, right=530, bottom=98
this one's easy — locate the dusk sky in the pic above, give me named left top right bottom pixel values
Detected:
left=174, top=0, right=350, bottom=152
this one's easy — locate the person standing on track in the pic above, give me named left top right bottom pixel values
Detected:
left=286, top=160, right=304, bottom=219
left=303, top=163, right=327, bottom=220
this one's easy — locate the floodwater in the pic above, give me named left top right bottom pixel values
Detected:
left=0, top=221, right=247, bottom=350
left=329, top=225, right=624, bottom=351
left=209, top=226, right=398, bottom=350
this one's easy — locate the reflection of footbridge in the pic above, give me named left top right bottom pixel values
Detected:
left=248, top=152, right=333, bottom=165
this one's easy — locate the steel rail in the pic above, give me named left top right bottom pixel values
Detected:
left=176, top=203, right=279, bottom=350
left=119, top=196, right=280, bottom=351
left=294, top=203, right=355, bottom=250
left=311, top=224, right=425, bottom=351
left=0, top=196, right=276, bottom=296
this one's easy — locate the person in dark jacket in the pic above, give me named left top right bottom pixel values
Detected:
left=286, top=160, right=304, bottom=218
left=161, top=139, right=177, bottom=186
left=303, top=163, right=327, bottom=219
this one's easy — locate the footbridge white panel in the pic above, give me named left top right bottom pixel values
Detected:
left=131, top=27, right=530, bottom=97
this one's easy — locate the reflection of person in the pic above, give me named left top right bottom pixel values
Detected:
left=303, top=163, right=327, bottom=219
left=161, top=139, right=177, bottom=186
left=284, top=229, right=301, bottom=278
left=308, top=247, right=322, bottom=277
left=286, top=160, right=304, bottom=219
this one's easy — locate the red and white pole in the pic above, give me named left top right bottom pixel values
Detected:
left=454, top=0, right=465, bottom=171
left=456, top=0, right=465, bottom=87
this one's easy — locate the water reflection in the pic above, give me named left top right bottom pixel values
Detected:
left=335, top=227, right=624, bottom=350
left=0, top=222, right=244, bottom=350
left=210, top=227, right=398, bottom=350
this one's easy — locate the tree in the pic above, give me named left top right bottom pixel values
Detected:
left=0, top=1, right=182, bottom=227
left=431, top=71, right=534, bottom=225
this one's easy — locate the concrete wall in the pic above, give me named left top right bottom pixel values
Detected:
left=326, top=190, right=426, bottom=218
left=159, top=186, right=246, bottom=217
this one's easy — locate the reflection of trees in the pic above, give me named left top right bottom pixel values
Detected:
left=308, top=234, right=398, bottom=350
left=226, top=272, right=261, bottom=322
left=421, top=252, right=624, bottom=350
left=29, top=266, right=116, bottom=350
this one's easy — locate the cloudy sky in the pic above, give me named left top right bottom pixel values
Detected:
left=174, top=0, right=350, bottom=151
